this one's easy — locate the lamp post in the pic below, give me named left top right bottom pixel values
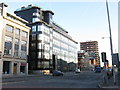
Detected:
left=106, top=0, right=113, bottom=57
left=106, top=0, right=116, bottom=84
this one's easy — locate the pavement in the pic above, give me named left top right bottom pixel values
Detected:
left=98, top=71, right=119, bottom=89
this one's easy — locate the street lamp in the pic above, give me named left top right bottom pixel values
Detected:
left=106, top=0, right=113, bottom=61
left=106, top=0, right=116, bottom=85
left=102, top=37, right=110, bottom=39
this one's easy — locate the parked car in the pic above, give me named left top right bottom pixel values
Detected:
left=75, top=69, right=80, bottom=73
left=95, top=67, right=101, bottom=73
left=52, top=70, right=64, bottom=76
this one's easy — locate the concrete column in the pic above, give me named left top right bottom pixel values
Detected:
left=0, top=60, right=3, bottom=75
left=0, top=59, right=2, bottom=90
left=19, top=30, right=22, bottom=57
left=12, top=27, right=15, bottom=57
left=9, top=62, right=13, bottom=74
left=25, top=63, right=28, bottom=75
left=17, top=62, right=20, bottom=74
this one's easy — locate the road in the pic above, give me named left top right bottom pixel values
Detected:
left=2, top=71, right=103, bottom=88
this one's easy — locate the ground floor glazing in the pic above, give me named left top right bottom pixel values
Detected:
left=0, top=59, right=28, bottom=75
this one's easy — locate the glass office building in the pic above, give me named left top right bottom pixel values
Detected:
left=14, top=5, right=77, bottom=72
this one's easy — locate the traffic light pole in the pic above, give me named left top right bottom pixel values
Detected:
left=101, top=52, right=108, bottom=84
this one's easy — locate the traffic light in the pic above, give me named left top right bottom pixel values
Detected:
left=101, top=52, right=106, bottom=62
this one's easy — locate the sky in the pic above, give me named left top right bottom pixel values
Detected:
left=2, top=0, right=118, bottom=66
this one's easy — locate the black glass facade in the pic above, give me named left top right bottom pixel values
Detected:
left=15, top=5, right=77, bottom=72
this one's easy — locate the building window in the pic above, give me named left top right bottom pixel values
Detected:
left=31, top=43, right=36, bottom=47
left=14, top=39, right=19, bottom=57
left=33, top=12, right=40, bottom=17
left=32, top=34, right=36, bottom=40
left=43, top=61, right=49, bottom=68
left=21, top=41, right=27, bottom=59
left=4, top=36, right=12, bottom=55
left=38, top=61, right=41, bottom=68
left=32, top=17, right=40, bottom=23
left=31, top=43, right=36, bottom=49
left=38, top=25, right=41, bottom=31
left=22, top=31, right=28, bottom=38
left=31, top=52, right=36, bottom=59
left=44, top=27, right=49, bottom=34
left=32, top=26, right=36, bottom=32
left=15, top=28, right=20, bottom=35
left=37, top=34, right=43, bottom=40
left=38, top=52, right=41, bottom=58
left=38, top=61, right=49, bottom=68
left=6, top=25, right=13, bottom=32
left=49, top=14, right=53, bottom=24
left=38, top=43, right=41, bottom=49
left=45, top=53, right=49, bottom=59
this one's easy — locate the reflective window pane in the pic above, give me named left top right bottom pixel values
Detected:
left=22, top=31, right=28, bottom=38
left=32, top=26, right=36, bottom=32
left=6, top=25, right=13, bottom=32
left=14, top=39, right=19, bottom=57
left=15, top=28, right=20, bottom=35
left=21, top=40, right=27, bottom=59
left=4, top=36, right=12, bottom=55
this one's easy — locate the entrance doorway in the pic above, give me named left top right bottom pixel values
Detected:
left=20, top=63, right=26, bottom=74
left=3, top=61, right=10, bottom=74
left=20, top=66, right=25, bottom=74
left=13, top=63, right=17, bottom=74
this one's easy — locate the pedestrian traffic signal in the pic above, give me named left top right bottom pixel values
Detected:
left=101, top=52, right=106, bottom=62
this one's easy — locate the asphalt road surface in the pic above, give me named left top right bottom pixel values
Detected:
left=2, top=71, right=103, bottom=88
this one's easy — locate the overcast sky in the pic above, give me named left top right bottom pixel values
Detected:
left=3, top=0, right=118, bottom=66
